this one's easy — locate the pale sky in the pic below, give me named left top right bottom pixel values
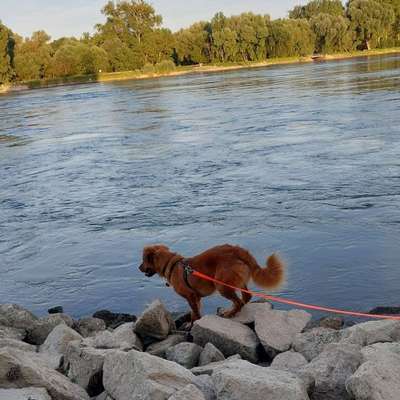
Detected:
left=0, top=0, right=310, bottom=40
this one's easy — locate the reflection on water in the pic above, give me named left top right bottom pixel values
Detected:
left=0, top=54, right=400, bottom=318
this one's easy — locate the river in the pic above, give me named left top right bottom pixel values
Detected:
left=1, top=54, right=400, bottom=319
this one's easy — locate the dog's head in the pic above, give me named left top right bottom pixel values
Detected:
left=138, top=244, right=172, bottom=278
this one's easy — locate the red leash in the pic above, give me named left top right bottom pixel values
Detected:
left=191, top=269, right=400, bottom=321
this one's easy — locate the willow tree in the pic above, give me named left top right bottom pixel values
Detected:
left=290, top=0, right=344, bottom=19
left=0, top=22, right=14, bottom=84
left=347, top=0, right=395, bottom=49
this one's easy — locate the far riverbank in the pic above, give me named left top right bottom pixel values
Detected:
left=1, top=47, right=400, bottom=94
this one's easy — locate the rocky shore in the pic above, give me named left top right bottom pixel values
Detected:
left=0, top=301, right=399, bottom=400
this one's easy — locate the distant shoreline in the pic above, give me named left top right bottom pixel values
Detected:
left=1, top=47, right=399, bottom=94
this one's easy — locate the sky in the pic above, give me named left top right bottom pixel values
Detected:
left=1, top=0, right=310, bottom=39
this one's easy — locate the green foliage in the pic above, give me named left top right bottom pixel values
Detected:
left=267, top=19, right=316, bottom=57
left=0, top=22, right=14, bottom=83
left=141, top=63, right=155, bottom=74
left=311, top=13, right=354, bottom=53
left=289, top=0, right=344, bottom=19
left=347, top=0, right=396, bottom=49
left=154, top=59, right=175, bottom=73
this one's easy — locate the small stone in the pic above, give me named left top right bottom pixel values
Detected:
left=76, top=317, right=106, bottom=337
left=146, top=333, right=187, bottom=358
left=166, top=342, right=203, bottom=369
left=199, top=342, right=225, bottom=366
left=192, top=375, right=217, bottom=400
left=27, top=314, right=74, bottom=345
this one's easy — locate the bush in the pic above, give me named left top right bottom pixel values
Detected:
left=142, top=63, right=155, bottom=75
left=154, top=59, right=176, bottom=73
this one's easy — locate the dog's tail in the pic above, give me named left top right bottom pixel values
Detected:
left=250, top=253, right=285, bottom=290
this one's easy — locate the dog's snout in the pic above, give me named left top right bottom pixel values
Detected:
left=139, top=263, right=144, bottom=272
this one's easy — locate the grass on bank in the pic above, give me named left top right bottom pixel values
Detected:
left=2, top=47, right=400, bottom=92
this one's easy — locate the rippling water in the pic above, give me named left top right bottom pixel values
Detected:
left=1, top=54, right=400, bottom=318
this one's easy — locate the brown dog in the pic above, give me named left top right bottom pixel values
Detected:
left=139, top=244, right=285, bottom=322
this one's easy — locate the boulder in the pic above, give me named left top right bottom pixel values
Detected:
left=192, top=375, right=217, bottom=400
left=146, top=333, right=186, bottom=358
left=0, top=304, right=38, bottom=331
left=255, top=309, right=311, bottom=357
left=191, top=355, right=242, bottom=376
left=346, top=342, right=400, bottom=400
left=93, top=310, right=136, bottom=329
left=48, top=306, right=64, bottom=314
left=75, top=317, right=106, bottom=338
left=169, top=384, right=206, bottom=400
left=134, top=299, right=176, bottom=340
left=0, top=325, right=26, bottom=341
left=231, top=301, right=273, bottom=324
left=39, top=324, right=83, bottom=369
left=64, top=340, right=113, bottom=397
left=103, top=349, right=195, bottom=400
left=165, top=342, right=203, bottom=369
left=0, top=338, right=36, bottom=352
left=82, top=322, right=142, bottom=351
left=27, top=314, right=75, bottom=345
left=191, top=315, right=259, bottom=362
left=293, top=327, right=342, bottom=361
left=211, top=359, right=309, bottom=400
left=0, top=347, right=89, bottom=400
left=0, top=387, right=51, bottom=400
left=301, top=343, right=362, bottom=400
left=270, top=351, right=308, bottom=373
left=199, top=342, right=225, bottom=366
left=340, top=319, right=400, bottom=347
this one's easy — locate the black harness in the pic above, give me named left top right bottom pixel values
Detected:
left=163, top=258, right=194, bottom=290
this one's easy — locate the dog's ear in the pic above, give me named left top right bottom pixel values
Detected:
left=143, top=246, right=155, bottom=264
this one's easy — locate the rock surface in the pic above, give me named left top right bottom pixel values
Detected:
left=255, top=309, right=311, bottom=357
left=199, top=342, right=225, bottom=366
left=134, top=299, right=176, bottom=340
left=103, top=349, right=195, bottom=400
left=0, top=325, right=26, bottom=341
left=166, top=342, right=203, bottom=369
left=169, top=384, right=207, bottom=400
left=0, top=387, right=51, bottom=400
left=212, top=359, right=310, bottom=400
left=192, top=375, right=217, bottom=400
left=231, top=301, right=273, bottom=324
left=270, top=351, right=308, bottom=373
left=191, top=315, right=259, bottom=362
left=0, top=347, right=89, bottom=400
left=92, top=309, right=136, bottom=329
left=75, top=317, right=106, bottom=338
left=0, top=338, right=36, bottom=352
left=146, top=333, right=187, bottom=358
left=0, top=304, right=38, bottom=331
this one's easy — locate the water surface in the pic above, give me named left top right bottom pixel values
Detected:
left=1, top=54, right=400, bottom=318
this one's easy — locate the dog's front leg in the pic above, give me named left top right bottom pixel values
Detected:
left=186, top=293, right=202, bottom=324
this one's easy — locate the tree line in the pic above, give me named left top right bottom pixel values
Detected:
left=1, top=0, right=400, bottom=84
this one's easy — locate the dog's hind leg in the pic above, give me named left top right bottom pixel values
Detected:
left=187, top=293, right=202, bottom=323
left=216, top=285, right=244, bottom=318
left=242, top=286, right=252, bottom=304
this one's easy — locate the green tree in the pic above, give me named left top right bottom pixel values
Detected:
left=14, top=31, right=52, bottom=80
left=347, top=0, right=395, bottom=49
left=290, top=0, right=344, bottom=19
left=174, top=22, right=211, bottom=65
left=0, top=22, right=14, bottom=83
left=311, top=13, right=354, bottom=53
left=267, top=19, right=316, bottom=58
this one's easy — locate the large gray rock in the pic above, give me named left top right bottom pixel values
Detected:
left=75, top=317, right=106, bottom=338
left=231, top=301, right=273, bottom=324
left=64, top=340, right=114, bottom=396
left=134, top=299, right=176, bottom=340
left=169, top=384, right=206, bottom=400
left=293, top=328, right=342, bottom=361
left=82, top=322, right=142, bottom=351
left=27, top=314, right=75, bottom=345
left=192, top=375, right=217, bottom=400
left=191, top=355, right=242, bottom=376
left=103, top=349, right=195, bottom=400
left=340, top=320, right=400, bottom=347
left=0, top=387, right=51, bottom=400
left=212, top=359, right=309, bottom=400
left=191, top=315, right=259, bottom=362
left=39, top=324, right=83, bottom=369
left=271, top=351, right=308, bottom=373
left=0, top=338, right=36, bottom=352
left=199, top=342, right=225, bottom=366
left=146, top=333, right=186, bottom=358
left=0, top=325, right=26, bottom=341
left=255, top=309, right=311, bottom=357
left=301, top=343, right=362, bottom=400
left=0, top=347, right=89, bottom=400
left=165, top=342, right=203, bottom=369
left=0, top=304, right=38, bottom=331
left=346, top=342, right=400, bottom=400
